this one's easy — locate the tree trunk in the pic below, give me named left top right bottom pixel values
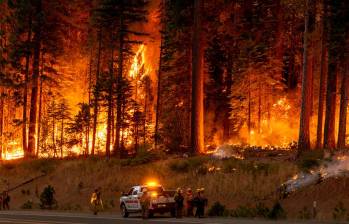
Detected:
left=86, top=49, right=93, bottom=156
left=52, top=101, right=56, bottom=157
left=36, top=54, right=44, bottom=157
left=23, top=15, right=32, bottom=155
left=323, top=1, right=337, bottom=150
left=0, top=90, right=3, bottom=159
left=298, top=0, right=315, bottom=152
left=0, top=19, right=4, bottom=159
left=105, top=29, right=114, bottom=159
left=154, top=45, right=162, bottom=149
left=114, top=3, right=124, bottom=157
left=91, top=28, right=102, bottom=156
left=60, top=116, right=64, bottom=158
left=337, top=64, right=349, bottom=149
left=316, top=1, right=328, bottom=149
left=191, top=0, right=204, bottom=154
left=275, top=0, right=285, bottom=61
left=37, top=78, right=43, bottom=156
left=247, top=71, right=251, bottom=143
left=28, top=0, right=42, bottom=158
left=257, top=79, right=261, bottom=135
left=155, top=0, right=165, bottom=150
left=86, top=54, right=92, bottom=157
left=223, top=56, right=232, bottom=142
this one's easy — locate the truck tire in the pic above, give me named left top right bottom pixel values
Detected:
left=148, top=212, right=154, bottom=218
left=121, top=204, right=129, bottom=218
left=170, top=209, right=176, bottom=217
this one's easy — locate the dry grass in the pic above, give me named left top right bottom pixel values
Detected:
left=0, top=154, right=345, bottom=220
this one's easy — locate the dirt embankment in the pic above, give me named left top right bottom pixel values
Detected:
left=0, top=154, right=347, bottom=220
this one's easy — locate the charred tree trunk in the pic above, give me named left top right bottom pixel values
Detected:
left=91, top=28, right=102, bottom=156
left=52, top=101, right=56, bottom=157
left=247, top=71, right=251, bottom=143
left=60, top=116, right=64, bottom=158
left=223, top=56, right=232, bottom=142
left=298, top=0, right=315, bottom=152
left=37, top=78, right=43, bottom=156
left=323, top=1, right=338, bottom=150
left=86, top=50, right=92, bottom=156
left=0, top=90, right=3, bottom=159
left=191, top=0, right=204, bottom=154
left=0, top=20, right=4, bottom=159
left=36, top=53, right=44, bottom=157
left=275, top=0, right=285, bottom=63
left=257, top=79, right=261, bottom=135
left=337, top=64, right=349, bottom=149
left=155, top=41, right=163, bottom=150
left=23, top=15, right=32, bottom=155
left=316, top=1, right=328, bottom=149
left=155, top=0, right=165, bottom=150
left=28, top=0, right=42, bottom=158
left=105, top=29, right=115, bottom=159
left=114, top=3, right=124, bottom=157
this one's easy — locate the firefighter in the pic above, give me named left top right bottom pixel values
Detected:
left=2, top=191, right=10, bottom=210
left=0, top=192, right=2, bottom=211
left=140, top=188, right=151, bottom=219
left=194, top=188, right=207, bottom=218
left=174, top=188, right=184, bottom=218
left=186, top=188, right=194, bottom=217
left=90, top=188, right=103, bottom=215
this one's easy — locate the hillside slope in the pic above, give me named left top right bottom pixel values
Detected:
left=0, top=154, right=347, bottom=220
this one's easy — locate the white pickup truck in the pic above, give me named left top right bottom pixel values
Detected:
left=120, top=184, right=176, bottom=218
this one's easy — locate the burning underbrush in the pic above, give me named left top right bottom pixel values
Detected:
left=207, top=142, right=297, bottom=160
left=280, top=153, right=349, bottom=198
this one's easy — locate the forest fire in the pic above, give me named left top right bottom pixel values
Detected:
left=0, top=0, right=347, bottom=162
left=129, top=44, right=150, bottom=80
left=2, top=141, right=24, bottom=160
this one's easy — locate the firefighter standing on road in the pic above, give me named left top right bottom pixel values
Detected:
left=90, top=188, right=103, bottom=215
left=186, top=188, right=194, bottom=216
left=140, top=188, right=151, bottom=219
left=194, top=188, right=207, bottom=218
left=2, top=191, right=10, bottom=210
left=174, top=188, right=184, bottom=218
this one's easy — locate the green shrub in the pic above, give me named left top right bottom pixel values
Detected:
left=232, top=205, right=256, bottom=218
left=232, top=203, right=274, bottom=219
left=297, top=150, right=323, bottom=171
left=77, top=181, right=83, bottom=193
left=268, top=202, right=286, bottom=220
left=298, top=206, right=311, bottom=220
left=255, top=203, right=270, bottom=218
left=333, top=201, right=347, bottom=221
left=2, top=163, right=15, bottom=170
left=40, top=185, right=57, bottom=209
left=196, top=165, right=208, bottom=175
left=121, top=149, right=160, bottom=166
left=169, top=156, right=209, bottom=173
left=169, top=160, right=189, bottom=172
left=208, top=202, right=228, bottom=217
left=21, top=200, right=33, bottom=209
left=24, top=159, right=58, bottom=174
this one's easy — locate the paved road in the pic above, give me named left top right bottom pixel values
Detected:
left=0, top=211, right=343, bottom=224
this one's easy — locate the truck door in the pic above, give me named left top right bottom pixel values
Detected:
left=131, top=188, right=142, bottom=210
left=124, top=187, right=137, bottom=210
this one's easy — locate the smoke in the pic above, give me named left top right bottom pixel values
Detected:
left=282, top=154, right=349, bottom=195
left=210, top=144, right=245, bottom=160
